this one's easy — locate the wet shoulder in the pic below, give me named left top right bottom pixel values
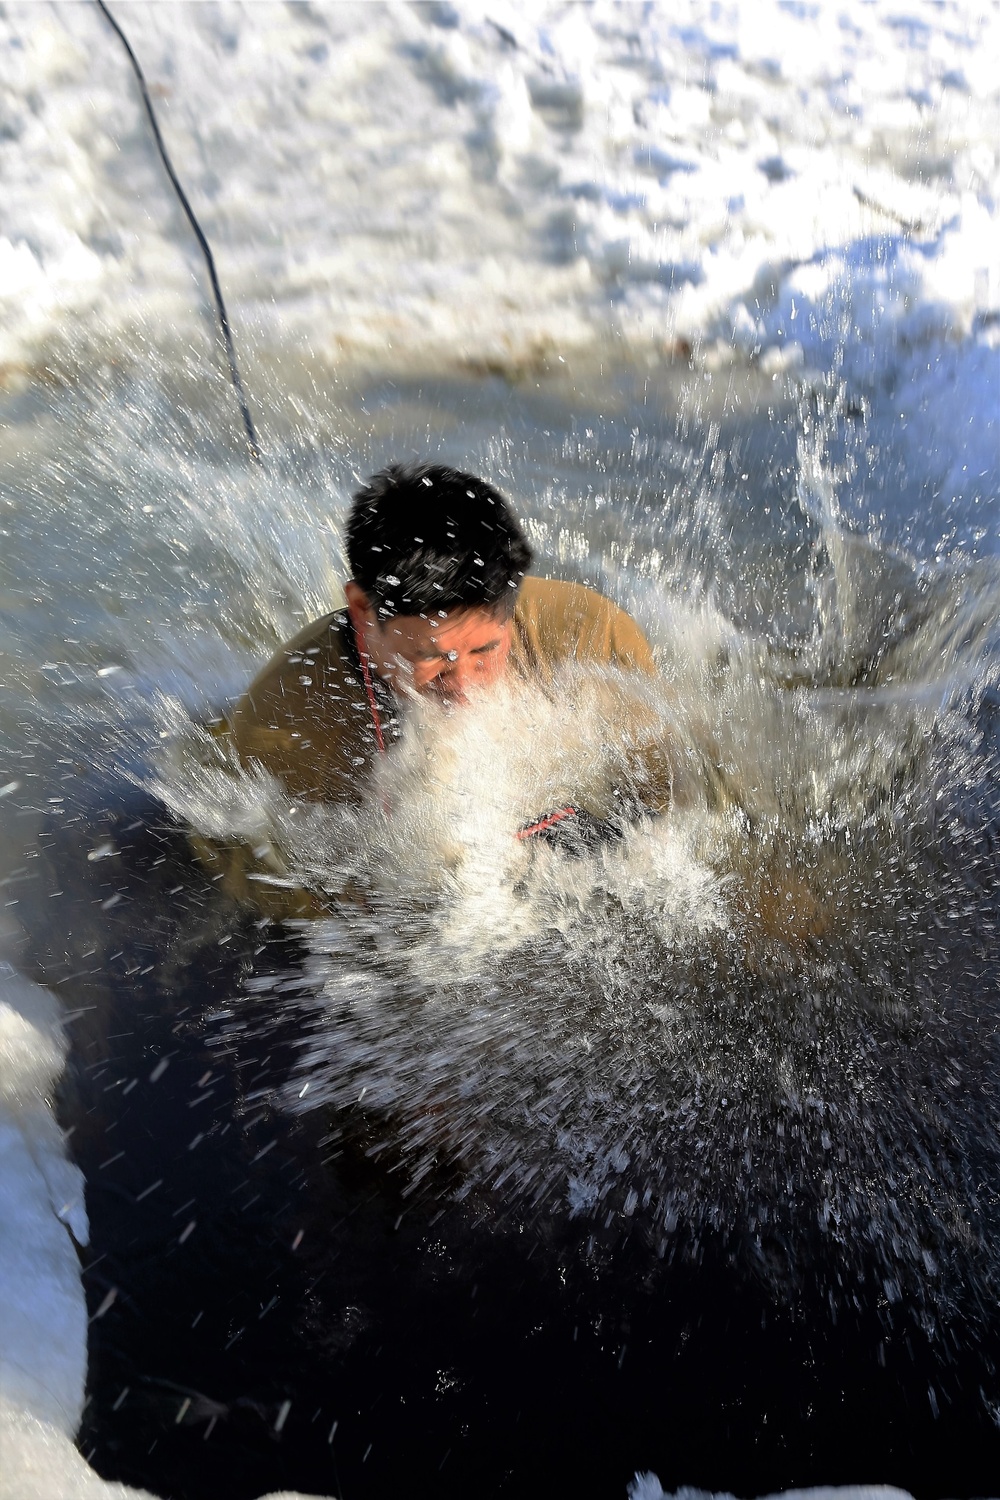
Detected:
left=229, top=611, right=377, bottom=801
left=233, top=611, right=366, bottom=721
left=243, top=612, right=345, bottom=701
left=513, top=576, right=655, bottom=674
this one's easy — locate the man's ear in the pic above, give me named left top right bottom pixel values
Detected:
left=344, top=581, right=375, bottom=628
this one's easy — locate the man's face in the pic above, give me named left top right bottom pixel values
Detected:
left=345, top=583, right=513, bottom=703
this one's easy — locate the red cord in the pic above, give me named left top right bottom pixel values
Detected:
left=356, top=625, right=386, bottom=755
left=516, top=806, right=578, bottom=840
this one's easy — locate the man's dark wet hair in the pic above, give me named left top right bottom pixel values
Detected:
left=346, top=462, right=533, bottom=618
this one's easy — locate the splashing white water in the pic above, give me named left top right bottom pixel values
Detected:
left=153, top=593, right=1000, bottom=1315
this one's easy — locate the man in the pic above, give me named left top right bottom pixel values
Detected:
left=195, top=462, right=673, bottom=915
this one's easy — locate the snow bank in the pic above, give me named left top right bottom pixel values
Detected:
left=1, top=1, right=996, bottom=388
left=2, top=0, right=993, bottom=506
left=0, top=953, right=88, bottom=1439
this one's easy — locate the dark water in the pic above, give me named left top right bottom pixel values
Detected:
left=4, top=361, right=1000, bottom=1499
left=17, top=777, right=1000, bottom=1500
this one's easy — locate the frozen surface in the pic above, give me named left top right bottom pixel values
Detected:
left=0, top=1399, right=326, bottom=1500
left=630, top=1487, right=918, bottom=1500
left=0, top=934, right=88, bottom=1438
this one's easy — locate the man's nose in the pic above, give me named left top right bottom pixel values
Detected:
left=437, top=655, right=474, bottom=695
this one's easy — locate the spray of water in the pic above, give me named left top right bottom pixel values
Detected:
left=6, top=364, right=998, bottom=1330
left=157, top=509, right=1000, bottom=1324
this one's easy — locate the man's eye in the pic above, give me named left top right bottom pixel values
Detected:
left=473, top=641, right=499, bottom=655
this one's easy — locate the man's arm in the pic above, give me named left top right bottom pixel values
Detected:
left=186, top=612, right=369, bottom=919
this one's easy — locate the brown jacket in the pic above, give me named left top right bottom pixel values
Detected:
left=192, top=577, right=665, bottom=915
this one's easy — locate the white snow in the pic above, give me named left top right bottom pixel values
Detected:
left=2, top=1, right=993, bottom=499
left=0, top=960, right=88, bottom=1428
left=629, top=1486, right=918, bottom=1500
left=1, top=2, right=996, bottom=389
left=1, top=0, right=995, bottom=498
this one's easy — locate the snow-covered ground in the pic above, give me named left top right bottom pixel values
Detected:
left=0, top=3, right=997, bottom=1498
left=1, top=0, right=997, bottom=502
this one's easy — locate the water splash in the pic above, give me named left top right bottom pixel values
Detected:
left=7, top=362, right=998, bottom=1330
left=159, top=572, right=1000, bottom=1322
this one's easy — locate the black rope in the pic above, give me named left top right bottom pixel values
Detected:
left=95, top=0, right=262, bottom=463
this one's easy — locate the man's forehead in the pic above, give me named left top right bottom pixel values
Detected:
left=388, top=607, right=508, bottom=637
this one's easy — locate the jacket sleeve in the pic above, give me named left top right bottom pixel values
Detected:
left=187, top=823, right=330, bottom=921
left=185, top=615, right=372, bottom=920
left=561, top=673, right=676, bottom=821
left=605, top=603, right=658, bottom=675
left=594, top=599, right=675, bottom=816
